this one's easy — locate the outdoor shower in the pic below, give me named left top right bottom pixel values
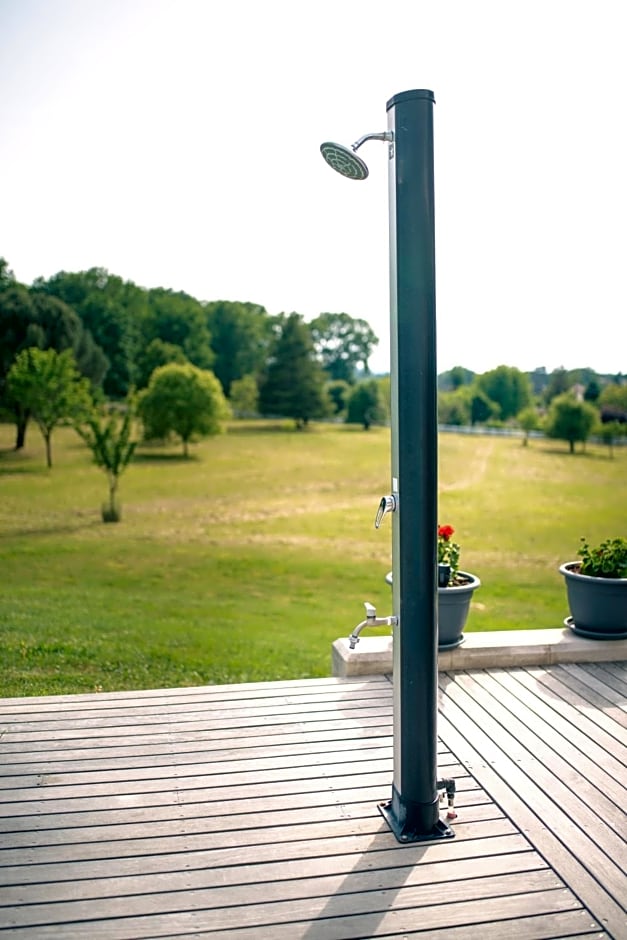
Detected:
left=321, top=90, right=455, bottom=843
left=320, top=132, right=393, bottom=180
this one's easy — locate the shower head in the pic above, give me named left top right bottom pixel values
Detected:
left=320, top=131, right=393, bottom=181
left=320, top=141, right=369, bottom=180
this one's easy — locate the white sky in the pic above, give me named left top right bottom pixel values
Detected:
left=1, top=0, right=625, bottom=376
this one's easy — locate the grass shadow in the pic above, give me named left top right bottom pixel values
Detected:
left=0, top=518, right=104, bottom=540
left=133, top=451, right=201, bottom=464
left=539, top=446, right=611, bottom=460
left=0, top=449, right=48, bottom=476
left=227, top=421, right=305, bottom=434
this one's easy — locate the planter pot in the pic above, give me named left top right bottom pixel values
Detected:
left=560, top=562, right=627, bottom=640
left=385, top=570, right=481, bottom=651
left=437, top=572, right=481, bottom=650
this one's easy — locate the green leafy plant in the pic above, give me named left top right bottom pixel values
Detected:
left=438, top=524, right=461, bottom=584
left=578, top=536, right=627, bottom=579
left=75, top=397, right=137, bottom=522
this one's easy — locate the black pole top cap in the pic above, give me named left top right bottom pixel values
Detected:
left=386, top=89, right=435, bottom=111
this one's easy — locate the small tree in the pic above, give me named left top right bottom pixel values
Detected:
left=346, top=379, right=387, bottom=430
left=545, top=393, right=597, bottom=454
left=517, top=406, right=540, bottom=446
left=75, top=399, right=137, bottom=522
left=229, top=374, right=259, bottom=417
left=138, top=363, right=230, bottom=456
left=597, top=420, right=623, bottom=459
left=6, top=347, right=91, bottom=467
left=438, top=389, right=471, bottom=426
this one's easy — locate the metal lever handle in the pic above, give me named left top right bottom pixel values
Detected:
left=375, top=494, right=397, bottom=529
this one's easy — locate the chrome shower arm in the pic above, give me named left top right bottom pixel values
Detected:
left=351, top=131, right=393, bottom=151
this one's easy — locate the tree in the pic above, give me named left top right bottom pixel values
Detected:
left=258, top=313, right=329, bottom=428
left=6, top=348, right=91, bottom=467
left=309, top=312, right=379, bottom=383
left=346, top=379, right=387, bottom=429
left=0, top=257, right=16, bottom=289
left=543, top=367, right=571, bottom=405
left=438, top=366, right=474, bottom=391
left=476, top=365, right=532, bottom=421
left=438, top=389, right=471, bottom=426
left=138, top=363, right=230, bottom=456
left=229, top=374, right=259, bottom=417
left=75, top=398, right=137, bottom=521
left=583, top=379, right=601, bottom=402
left=545, top=393, right=597, bottom=454
left=34, top=268, right=146, bottom=397
left=144, top=287, right=214, bottom=371
left=0, top=284, right=40, bottom=442
left=470, top=389, right=498, bottom=426
left=597, top=420, right=623, bottom=459
left=136, top=338, right=188, bottom=389
left=598, top=381, right=627, bottom=421
left=326, top=380, right=351, bottom=416
left=206, top=301, right=272, bottom=396
left=517, top=406, right=540, bottom=446
left=0, top=282, right=106, bottom=448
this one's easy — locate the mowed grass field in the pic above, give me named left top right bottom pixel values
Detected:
left=1, top=420, right=625, bottom=697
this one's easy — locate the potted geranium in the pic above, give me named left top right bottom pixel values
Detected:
left=386, top=525, right=481, bottom=650
left=560, top=536, right=627, bottom=639
left=436, top=524, right=481, bottom=650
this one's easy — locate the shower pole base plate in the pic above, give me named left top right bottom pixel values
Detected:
left=378, top=800, right=455, bottom=843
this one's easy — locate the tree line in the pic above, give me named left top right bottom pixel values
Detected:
left=438, top=363, right=627, bottom=454
left=2, top=257, right=625, bottom=462
left=0, top=258, right=381, bottom=448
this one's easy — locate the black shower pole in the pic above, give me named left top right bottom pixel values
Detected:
left=378, top=89, right=453, bottom=843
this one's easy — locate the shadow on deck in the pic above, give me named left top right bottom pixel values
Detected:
left=0, top=661, right=625, bottom=938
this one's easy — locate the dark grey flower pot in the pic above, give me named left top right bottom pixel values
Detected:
left=437, top=572, right=481, bottom=650
left=560, top=562, right=627, bottom=639
left=385, top=570, right=481, bottom=651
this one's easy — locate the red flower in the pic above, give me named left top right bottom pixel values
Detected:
left=438, top=524, right=455, bottom=541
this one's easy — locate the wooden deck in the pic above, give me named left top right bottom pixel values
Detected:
left=1, top=662, right=626, bottom=939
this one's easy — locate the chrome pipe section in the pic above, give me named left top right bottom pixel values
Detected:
left=349, top=602, right=397, bottom=649
left=351, top=130, right=394, bottom=151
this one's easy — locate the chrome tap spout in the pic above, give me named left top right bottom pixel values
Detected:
left=349, top=602, right=397, bottom=649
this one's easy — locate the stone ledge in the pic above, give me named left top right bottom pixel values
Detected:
left=331, top=629, right=627, bottom=678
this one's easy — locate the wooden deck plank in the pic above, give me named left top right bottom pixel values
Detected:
left=472, top=669, right=627, bottom=832
left=1, top=869, right=567, bottom=931
left=188, top=913, right=604, bottom=940
left=0, top=676, right=390, bottom=710
left=0, top=816, right=517, bottom=869
left=529, top=664, right=627, bottom=743
left=586, top=663, right=627, bottom=699
left=0, top=894, right=598, bottom=940
left=444, top=670, right=627, bottom=859
left=494, top=667, right=627, bottom=771
left=1, top=798, right=499, bottom=851
left=2, top=667, right=625, bottom=939
left=0, top=846, right=536, bottom=909
left=559, top=663, right=627, bottom=722
left=2, top=677, right=388, bottom=723
left=437, top=667, right=627, bottom=939
left=0, top=833, right=530, bottom=891
left=512, top=666, right=627, bottom=754
left=0, top=717, right=395, bottom=756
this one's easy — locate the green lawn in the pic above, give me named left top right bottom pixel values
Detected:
left=1, top=420, right=625, bottom=696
